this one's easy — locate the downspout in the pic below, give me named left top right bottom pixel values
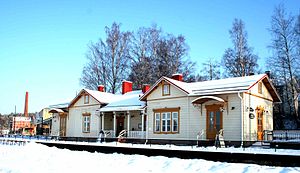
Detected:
left=238, top=91, right=244, bottom=147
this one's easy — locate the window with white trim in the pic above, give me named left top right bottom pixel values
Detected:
left=154, top=108, right=179, bottom=133
left=82, top=113, right=90, bottom=133
left=162, top=84, right=170, bottom=96
left=155, top=113, right=160, bottom=132
left=172, top=112, right=178, bottom=132
left=84, top=94, right=89, bottom=104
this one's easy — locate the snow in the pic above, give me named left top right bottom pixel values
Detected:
left=100, top=90, right=145, bottom=112
left=1, top=142, right=299, bottom=173
left=164, top=74, right=267, bottom=96
left=84, top=89, right=119, bottom=104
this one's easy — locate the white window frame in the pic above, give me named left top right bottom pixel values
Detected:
left=84, top=94, right=89, bottom=104
left=82, top=114, right=90, bottom=133
left=162, top=84, right=170, bottom=96
left=154, top=109, right=179, bottom=134
left=172, top=112, right=178, bottom=132
left=155, top=113, right=161, bottom=132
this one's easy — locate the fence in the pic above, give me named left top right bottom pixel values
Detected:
left=273, top=130, right=300, bottom=141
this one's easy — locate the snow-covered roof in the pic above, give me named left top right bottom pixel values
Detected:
left=84, top=89, right=119, bottom=104
left=49, top=103, right=69, bottom=109
left=141, top=74, right=281, bottom=102
left=69, top=89, right=118, bottom=108
left=100, top=90, right=145, bottom=112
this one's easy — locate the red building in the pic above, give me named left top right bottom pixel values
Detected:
left=12, top=116, right=35, bottom=135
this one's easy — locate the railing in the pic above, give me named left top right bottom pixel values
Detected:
left=128, top=131, right=146, bottom=138
left=104, top=130, right=115, bottom=138
left=273, top=130, right=300, bottom=141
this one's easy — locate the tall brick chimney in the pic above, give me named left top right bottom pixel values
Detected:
left=98, top=85, right=105, bottom=92
left=142, top=84, right=150, bottom=94
left=24, top=91, right=28, bottom=117
left=171, top=74, right=183, bottom=81
left=122, top=81, right=132, bottom=94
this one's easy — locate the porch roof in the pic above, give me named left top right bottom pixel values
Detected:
left=192, top=96, right=226, bottom=104
left=48, top=108, right=64, bottom=113
left=100, top=90, right=145, bottom=112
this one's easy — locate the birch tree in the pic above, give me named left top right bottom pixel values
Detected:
left=128, top=25, right=196, bottom=88
left=199, top=58, right=221, bottom=81
left=80, top=23, right=132, bottom=93
left=267, top=5, right=300, bottom=125
left=222, top=19, right=259, bottom=77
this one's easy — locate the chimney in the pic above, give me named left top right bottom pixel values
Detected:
left=171, top=74, right=183, bottom=81
left=24, top=91, right=28, bottom=117
left=265, top=71, right=271, bottom=78
left=122, top=80, right=132, bottom=94
left=97, top=85, right=105, bottom=92
left=142, top=84, right=150, bottom=94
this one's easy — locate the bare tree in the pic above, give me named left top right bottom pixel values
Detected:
left=80, top=41, right=108, bottom=90
left=129, top=25, right=196, bottom=87
left=222, top=19, right=259, bottom=77
left=80, top=23, right=132, bottom=93
left=128, top=26, right=158, bottom=89
left=199, top=58, right=221, bottom=81
left=267, top=5, right=300, bottom=125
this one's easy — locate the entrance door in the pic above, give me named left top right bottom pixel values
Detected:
left=257, top=109, right=263, bottom=141
left=59, top=115, right=67, bottom=137
left=206, top=105, right=223, bottom=140
left=116, top=116, right=125, bottom=136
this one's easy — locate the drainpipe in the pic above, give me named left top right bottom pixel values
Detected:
left=238, top=91, right=244, bottom=147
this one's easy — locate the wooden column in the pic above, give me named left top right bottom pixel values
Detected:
left=141, top=111, right=145, bottom=138
left=113, top=112, right=116, bottom=137
left=101, top=112, right=104, bottom=131
left=127, top=111, right=130, bottom=137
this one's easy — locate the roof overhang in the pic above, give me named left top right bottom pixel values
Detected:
left=49, top=108, right=64, bottom=113
left=192, top=96, right=226, bottom=104
left=262, top=77, right=281, bottom=103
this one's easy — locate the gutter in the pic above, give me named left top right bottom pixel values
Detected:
left=238, top=91, right=244, bottom=147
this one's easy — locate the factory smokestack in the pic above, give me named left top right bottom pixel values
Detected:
left=24, top=91, right=28, bottom=117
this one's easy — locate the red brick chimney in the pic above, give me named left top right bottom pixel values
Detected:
left=172, top=74, right=183, bottom=81
left=98, top=85, right=105, bottom=92
left=122, top=81, right=132, bottom=94
left=24, top=91, right=28, bottom=117
left=142, top=84, right=150, bottom=94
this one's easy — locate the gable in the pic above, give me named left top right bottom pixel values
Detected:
left=146, top=80, right=188, bottom=101
left=248, top=80, right=273, bottom=101
left=69, top=90, right=101, bottom=108
left=247, top=76, right=281, bottom=102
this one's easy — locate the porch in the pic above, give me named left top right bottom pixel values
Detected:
left=98, top=110, right=147, bottom=139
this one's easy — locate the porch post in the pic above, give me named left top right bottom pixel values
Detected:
left=127, top=111, right=130, bottom=137
left=141, top=110, right=145, bottom=138
left=101, top=112, right=104, bottom=131
left=113, top=112, right=116, bottom=137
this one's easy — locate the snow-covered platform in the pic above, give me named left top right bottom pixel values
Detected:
left=1, top=137, right=300, bottom=167
left=31, top=140, right=299, bottom=167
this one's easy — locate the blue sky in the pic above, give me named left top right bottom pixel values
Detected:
left=0, top=0, right=299, bottom=114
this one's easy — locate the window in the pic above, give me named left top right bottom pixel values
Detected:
left=84, top=94, right=89, bottom=104
left=258, top=82, right=262, bottom=94
left=162, top=84, right=170, bottom=96
left=82, top=113, right=90, bottom=133
left=153, top=108, right=180, bottom=134
left=162, top=112, right=171, bottom=132
left=155, top=113, right=160, bottom=132
left=172, top=112, right=178, bottom=132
